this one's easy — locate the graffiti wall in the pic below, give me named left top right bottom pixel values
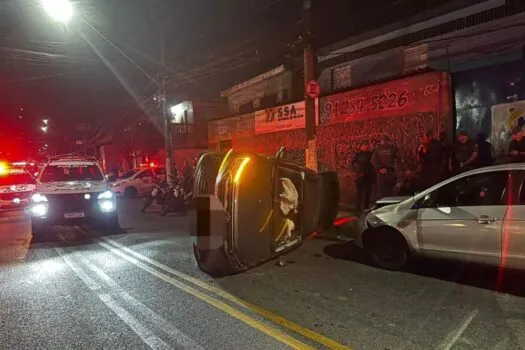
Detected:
left=317, top=71, right=453, bottom=205
left=209, top=71, right=453, bottom=207
left=453, top=59, right=525, bottom=152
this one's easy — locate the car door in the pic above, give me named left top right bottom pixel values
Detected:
left=415, top=170, right=509, bottom=265
left=135, top=169, right=154, bottom=195
left=503, top=170, right=525, bottom=270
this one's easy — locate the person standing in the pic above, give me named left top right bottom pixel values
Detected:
left=420, top=130, right=444, bottom=189
left=509, top=127, right=525, bottom=163
left=476, top=132, right=494, bottom=167
left=352, top=141, right=374, bottom=211
left=439, top=131, right=452, bottom=180
left=454, top=131, right=478, bottom=173
left=372, top=135, right=399, bottom=199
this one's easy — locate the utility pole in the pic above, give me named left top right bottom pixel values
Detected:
left=159, top=5, right=175, bottom=185
left=303, top=0, right=318, bottom=172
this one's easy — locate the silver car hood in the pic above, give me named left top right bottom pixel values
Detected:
left=369, top=196, right=416, bottom=227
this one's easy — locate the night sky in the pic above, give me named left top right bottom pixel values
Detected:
left=0, top=0, right=460, bottom=155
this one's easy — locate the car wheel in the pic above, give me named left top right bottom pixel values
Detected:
left=124, top=186, right=138, bottom=198
left=364, top=227, right=409, bottom=271
left=192, top=245, right=238, bottom=277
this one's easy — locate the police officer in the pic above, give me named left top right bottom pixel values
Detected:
left=420, top=130, right=444, bottom=189
left=476, top=132, right=494, bottom=167
left=372, top=135, right=399, bottom=199
left=352, top=141, right=374, bottom=211
left=439, top=131, right=452, bottom=180
left=509, top=127, right=525, bottom=163
left=454, top=131, right=478, bottom=173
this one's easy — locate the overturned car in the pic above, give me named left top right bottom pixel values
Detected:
left=191, top=150, right=339, bottom=276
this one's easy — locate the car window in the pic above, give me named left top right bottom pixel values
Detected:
left=137, top=169, right=153, bottom=178
left=155, top=168, right=166, bottom=176
left=40, top=165, right=104, bottom=182
left=427, top=171, right=508, bottom=207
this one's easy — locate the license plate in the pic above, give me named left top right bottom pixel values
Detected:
left=64, top=212, right=85, bottom=219
left=151, top=188, right=158, bottom=196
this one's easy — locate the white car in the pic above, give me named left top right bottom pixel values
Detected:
left=0, top=167, right=37, bottom=211
left=29, top=156, right=118, bottom=234
left=358, top=164, right=525, bottom=271
left=109, top=167, right=165, bottom=197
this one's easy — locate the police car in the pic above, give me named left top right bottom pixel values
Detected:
left=29, top=156, right=119, bottom=234
left=0, top=163, right=37, bottom=211
left=109, top=166, right=166, bottom=197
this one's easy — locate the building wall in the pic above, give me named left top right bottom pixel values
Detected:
left=453, top=59, right=525, bottom=154
left=170, top=101, right=224, bottom=150
left=209, top=72, right=453, bottom=207
left=220, top=66, right=296, bottom=115
left=317, top=1, right=523, bottom=96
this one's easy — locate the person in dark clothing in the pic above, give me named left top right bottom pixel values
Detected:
left=352, top=141, right=374, bottom=211
left=372, top=135, right=399, bottom=200
left=476, top=132, right=494, bottom=167
left=416, top=135, right=427, bottom=166
left=439, top=131, right=452, bottom=180
left=454, top=131, right=478, bottom=173
left=396, top=169, right=419, bottom=196
left=420, top=130, right=444, bottom=189
left=509, top=127, right=525, bottom=163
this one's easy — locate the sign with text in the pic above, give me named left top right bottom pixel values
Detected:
left=319, top=72, right=445, bottom=125
left=255, top=101, right=307, bottom=134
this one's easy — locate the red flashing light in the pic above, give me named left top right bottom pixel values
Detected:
left=149, top=162, right=156, bottom=168
left=0, top=162, right=8, bottom=175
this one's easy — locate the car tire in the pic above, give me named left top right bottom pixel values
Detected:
left=364, top=227, right=409, bottom=271
left=124, top=186, right=138, bottom=198
left=192, top=245, right=238, bottom=277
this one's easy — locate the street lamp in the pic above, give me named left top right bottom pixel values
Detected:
left=41, top=0, right=74, bottom=24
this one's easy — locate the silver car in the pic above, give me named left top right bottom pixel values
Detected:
left=358, top=164, right=525, bottom=271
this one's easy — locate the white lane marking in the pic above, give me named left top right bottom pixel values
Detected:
left=75, top=253, right=204, bottom=350
left=440, top=308, right=478, bottom=350
left=96, top=235, right=241, bottom=303
left=55, top=247, right=173, bottom=350
left=87, top=237, right=314, bottom=349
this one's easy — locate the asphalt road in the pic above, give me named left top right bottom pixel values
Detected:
left=1, top=199, right=524, bottom=349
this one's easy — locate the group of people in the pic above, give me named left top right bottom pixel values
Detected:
left=351, top=127, right=525, bottom=211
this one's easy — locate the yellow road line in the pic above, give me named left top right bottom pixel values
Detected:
left=97, top=235, right=353, bottom=350
left=93, top=237, right=315, bottom=350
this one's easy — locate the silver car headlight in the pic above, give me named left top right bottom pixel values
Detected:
left=98, top=190, right=115, bottom=212
left=365, top=213, right=384, bottom=228
left=31, top=193, right=48, bottom=203
left=98, top=190, right=113, bottom=200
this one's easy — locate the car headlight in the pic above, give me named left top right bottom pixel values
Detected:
left=31, top=193, right=48, bottom=203
left=366, top=213, right=384, bottom=227
left=31, top=203, right=48, bottom=217
left=99, top=200, right=115, bottom=212
left=98, top=190, right=113, bottom=200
